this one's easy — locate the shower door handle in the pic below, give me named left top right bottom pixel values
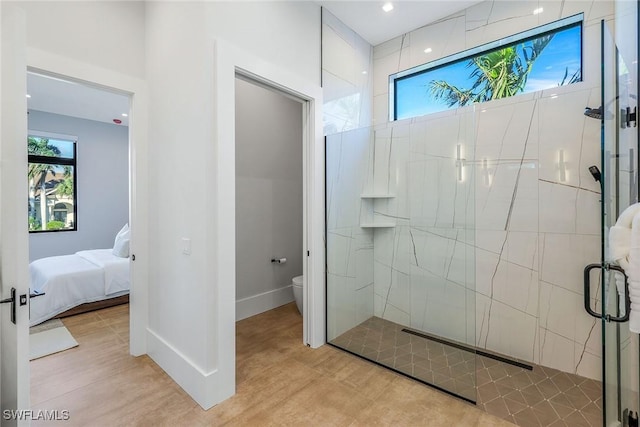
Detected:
left=583, top=263, right=630, bottom=322
left=583, top=264, right=602, bottom=319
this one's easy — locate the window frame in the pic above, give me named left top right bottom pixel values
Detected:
left=27, top=130, right=78, bottom=233
left=389, top=13, right=584, bottom=121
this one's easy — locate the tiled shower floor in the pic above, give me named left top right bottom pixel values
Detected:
left=330, top=317, right=602, bottom=427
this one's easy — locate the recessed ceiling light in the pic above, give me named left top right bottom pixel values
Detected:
left=424, top=48, right=433, bottom=54
left=362, top=71, right=368, bottom=75
left=121, top=113, right=128, bottom=117
left=382, top=2, right=394, bottom=12
left=533, top=7, right=544, bottom=15
left=550, top=94, right=558, bottom=99
left=26, top=94, right=31, bottom=98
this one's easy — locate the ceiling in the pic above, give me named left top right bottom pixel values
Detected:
left=26, top=1, right=478, bottom=124
left=317, top=0, right=482, bottom=46
left=27, top=72, right=130, bottom=127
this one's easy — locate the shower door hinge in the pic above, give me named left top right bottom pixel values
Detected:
left=307, top=250, right=310, bottom=257
left=621, top=106, right=637, bottom=128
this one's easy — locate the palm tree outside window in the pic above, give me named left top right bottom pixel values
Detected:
left=28, top=134, right=77, bottom=232
left=391, top=14, right=583, bottom=121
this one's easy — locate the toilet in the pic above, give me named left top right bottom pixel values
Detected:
left=292, top=275, right=303, bottom=314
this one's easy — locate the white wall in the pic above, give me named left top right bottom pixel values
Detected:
left=321, top=8, right=373, bottom=135
left=145, top=1, right=321, bottom=408
left=204, top=2, right=321, bottom=86
left=235, top=78, right=302, bottom=320
left=28, top=111, right=129, bottom=261
left=15, top=1, right=145, bottom=79
left=0, top=0, right=321, bottom=411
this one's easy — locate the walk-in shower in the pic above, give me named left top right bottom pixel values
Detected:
left=324, top=2, right=639, bottom=425
left=325, top=103, right=603, bottom=425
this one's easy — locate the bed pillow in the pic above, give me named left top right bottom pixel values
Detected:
left=112, top=224, right=130, bottom=258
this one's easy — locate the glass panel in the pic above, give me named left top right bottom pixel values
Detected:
left=326, top=109, right=476, bottom=401
left=28, top=164, right=75, bottom=231
left=392, top=16, right=582, bottom=121
left=28, top=136, right=75, bottom=159
left=602, top=15, right=640, bottom=426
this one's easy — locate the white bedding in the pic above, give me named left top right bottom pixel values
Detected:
left=29, top=249, right=130, bottom=326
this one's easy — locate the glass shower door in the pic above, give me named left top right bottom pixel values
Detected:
left=600, top=16, right=639, bottom=427
left=325, top=113, right=477, bottom=402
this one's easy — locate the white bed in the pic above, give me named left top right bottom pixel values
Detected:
left=29, top=249, right=130, bottom=326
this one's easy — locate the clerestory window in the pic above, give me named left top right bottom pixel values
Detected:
left=390, top=14, right=583, bottom=121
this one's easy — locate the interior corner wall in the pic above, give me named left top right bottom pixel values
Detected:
left=28, top=111, right=129, bottom=261
left=321, top=7, right=375, bottom=340
left=321, top=8, right=373, bottom=135
left=235, top=78, right=302, bottom=321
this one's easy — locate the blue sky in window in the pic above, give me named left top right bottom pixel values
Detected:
left=30, top=137, right=75, bottom=158
left=395, top=25, right=581, bottom=120
left=49, top=139, right=75, bottom=158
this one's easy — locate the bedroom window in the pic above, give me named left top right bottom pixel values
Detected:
left=390, top=14, right=583, bottom=121
left=28, top=134, right=77, bottom=232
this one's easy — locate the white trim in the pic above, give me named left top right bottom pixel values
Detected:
left=1, top=4, right=31, bottom=417
left=25, top=48, right=149, bottom=357
left=146, top=328, right=226, bottom=409
left=212, top=37, right=324, bottom=406
left=236, top=285, right=294, bottom=321
left=27, top=129, right=77, bottom=142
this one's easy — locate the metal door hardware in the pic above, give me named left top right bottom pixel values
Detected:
left=0, top=287, right=45, bottom=324
left=0, top=287, right=17, bottom=324
left=584, top=263, right=630, bottom=322
left=28, top=289, right=45, bottom=319
left=621, top=106, right=637, bottom=128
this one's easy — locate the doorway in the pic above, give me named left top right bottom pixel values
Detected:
left=26, top=71, right=136, bottom=400
left=234, top=75, right=304, bottom=322
left=21, top=61, right=146, bottom=355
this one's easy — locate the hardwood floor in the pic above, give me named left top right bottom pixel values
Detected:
left=31, top=303, right=513, bottom=426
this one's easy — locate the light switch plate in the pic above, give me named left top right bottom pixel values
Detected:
left=182, top=238, right=191, bottom=255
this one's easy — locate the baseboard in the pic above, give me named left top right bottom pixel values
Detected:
left=236, top=285, right=294, bottom=321
left=146, top=328, right=233, bottom=410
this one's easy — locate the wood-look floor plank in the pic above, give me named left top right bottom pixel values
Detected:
left=30, top=303, right=514, bottom=426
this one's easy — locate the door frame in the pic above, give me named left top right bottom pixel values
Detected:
left=1, top=4, right=31, bottom=419
left=214, top=39, right=324, bottom=347
left=211, top=37, right=325, bottom=402
left=25, top=49, right=149, bottom=356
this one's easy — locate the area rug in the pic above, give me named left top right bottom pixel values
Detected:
left=29, top=319, right=78, bottom=360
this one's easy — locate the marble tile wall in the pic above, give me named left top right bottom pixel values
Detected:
left=326, top=127, right=375, bottom=339
left=322, top=7, right=376, bottom=340
left=326, top=0, right=619, bottom=382
left=321, top=8, right=373, bottom=135
left=365, top=1, right=613, bottom=381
